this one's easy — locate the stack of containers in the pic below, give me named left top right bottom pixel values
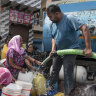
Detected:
left=15, top=81, right=32, bottom=96
left=1, top=83, right=22, bottom=96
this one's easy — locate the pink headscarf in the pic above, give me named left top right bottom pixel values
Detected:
left=0, top=67, right=12, bottom=85
left=7, top=35, right=24, bottom=55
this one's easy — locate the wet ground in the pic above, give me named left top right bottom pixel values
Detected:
left=70, top=82, right=96, bottom=96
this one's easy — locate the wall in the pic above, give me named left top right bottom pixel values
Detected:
left=9, top=23, right=30, bottom=44
left=33, top=33, right=42, bottom=39
left=0, top=8, right=9, bottom=48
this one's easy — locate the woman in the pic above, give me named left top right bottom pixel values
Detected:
left=5, top=35, right=41, bottom=79
left=24, top=44, right=41, bottom=71
left=24, top=44, right=42, bottom=70
left=26, top=44, right=38, bottom=59
left=1, top=35, right=12, bottom=59
left=26, top=44, right=44, bottom=62
left=0, top=67, right=12, bottom=89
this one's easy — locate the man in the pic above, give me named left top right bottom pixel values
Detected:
left=47, top=5, right=92, bottom=96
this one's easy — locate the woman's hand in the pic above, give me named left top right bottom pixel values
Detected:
left=33, top=68, right=37, bottom=72
left=0, top=85, right=5, bottom=89
left=37, top=61, right=41, bottom=65
left=21, top=68, right=26, bottom=73
left=25, top=56, right=41, bottom=65
left=35, top=60, right=41, bottom=65
left=12, top=76, right=16, bottom=83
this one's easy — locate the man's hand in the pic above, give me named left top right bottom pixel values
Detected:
left=83, top=48, right=92, bottom=57
left=50, top=38, right=56, bottom=56
left=80, top=24, right=92, bottom=57
left=49, top=50, right=56, bottom=56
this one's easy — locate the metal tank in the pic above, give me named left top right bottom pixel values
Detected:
left=43, top=1, right=96, bottom=80
left=43, top=1, right=96, bottom=52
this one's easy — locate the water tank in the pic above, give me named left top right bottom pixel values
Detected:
left=50, top=65, right=87, bottom=83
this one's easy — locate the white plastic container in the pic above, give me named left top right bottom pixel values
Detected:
left=15, top=81, right=32, bottom=96
left=18, top=71, right=34, bottom=83
left=1, top=83, right=22, bottom=96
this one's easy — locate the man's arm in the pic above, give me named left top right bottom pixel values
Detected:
left=49, top=38, right=56, bottom=56
left=79, top=24, right=92, bottom=57
left=52, top=38, right=56, bottom=51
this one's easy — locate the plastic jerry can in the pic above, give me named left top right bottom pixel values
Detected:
left=31, top=88, right=37, bottom=96
left=54, top=92, right=64, bottom=96
left=34, top=73, right=46, bottom=95
left=47, top=90, right=57, bottom=96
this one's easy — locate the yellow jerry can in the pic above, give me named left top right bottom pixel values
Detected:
left=31, top=88, right=37, bottom=96
left=34, top=73, right=46, bottom=95
left=54, top=92, right=64, bottom=96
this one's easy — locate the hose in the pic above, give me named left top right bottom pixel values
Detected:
left=57, top=49, right=96, bottom=59
left=41, top=56, right=51, bottom=65
left=41, top=49, right=96, bottom=65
